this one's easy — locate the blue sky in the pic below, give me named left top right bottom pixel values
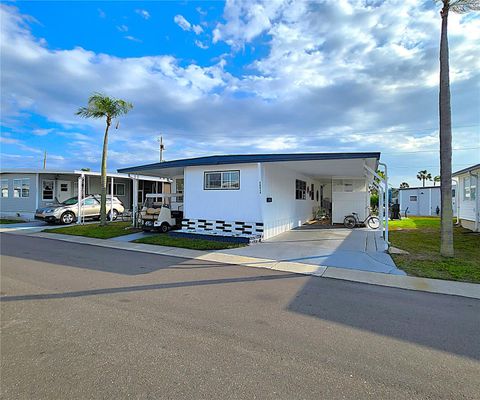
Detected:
left=1, top=0, right=479, bottom=186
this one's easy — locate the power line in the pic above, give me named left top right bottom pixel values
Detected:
left=174, top=123, right=479, bottom=138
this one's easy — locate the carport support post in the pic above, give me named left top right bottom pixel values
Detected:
left=378, top=184, right=384, bottom=238
left=110, top=177, right=114, bottom=221
left=132, top=177, right=139, bottom=228
left=77, top=174, right=83, bottom=225
left=379, top=162, right=389, bottom=245
left=364, top=163, right=389, bottom=247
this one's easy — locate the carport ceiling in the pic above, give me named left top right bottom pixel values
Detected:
left=273, top=158, right=378, bottom=179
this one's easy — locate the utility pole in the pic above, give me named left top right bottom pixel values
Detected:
left=157, top=136, right=165, bottom=162
left=43, top=150, right=47, bottom=169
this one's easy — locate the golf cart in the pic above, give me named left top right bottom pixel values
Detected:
left=140, top=193, right=183, bottom=233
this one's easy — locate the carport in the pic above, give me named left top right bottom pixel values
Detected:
left=76, top=171, right=169, bottom=224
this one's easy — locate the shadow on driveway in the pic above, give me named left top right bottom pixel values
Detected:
left=0, top=233, right=219, bottom=275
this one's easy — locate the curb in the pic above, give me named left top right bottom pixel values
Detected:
left=20, top=231, right=480, bottom=300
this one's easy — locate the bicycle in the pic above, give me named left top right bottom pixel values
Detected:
left=343, top=210, right=380, bottom=230
left=120, top=207, right=143, bottom=226
left=120, top=209, right=132, bottom=222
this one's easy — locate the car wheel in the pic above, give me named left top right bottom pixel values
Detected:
left=160, top=222, right=170, bottom=233
left=61, top=211, right=75, bottom=225
left=108, top=209, right=118, bottom=221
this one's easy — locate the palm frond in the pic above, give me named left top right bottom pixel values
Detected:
left=450, top=0, right=480, bottom=13
left=76, top=93, right=133, bottom=119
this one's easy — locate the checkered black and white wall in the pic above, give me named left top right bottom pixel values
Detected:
left=181, top=218, right=264, bottom=236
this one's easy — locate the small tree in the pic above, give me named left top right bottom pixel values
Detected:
left=76, top=93, right=133, bottom=226
left=417, top=170, right=432, bottom=187
left=434, top=175, right=441, bottom=186
left=400, top=182, right=410, bottom=189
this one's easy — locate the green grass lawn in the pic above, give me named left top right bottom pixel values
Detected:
left=46, top=222, right=140, bottom=239
left=0, top=219, right=26, bottom=224
left=134, top=234, right=245, bottom=251
left=389, top=217, right=480, bottom=283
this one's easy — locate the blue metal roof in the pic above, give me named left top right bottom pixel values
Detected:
left=452, top=163, right=480, bottom=177
left=118, top=152, right=380, bottom=173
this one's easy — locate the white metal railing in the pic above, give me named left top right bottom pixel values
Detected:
left=364, top=163, right=389, bottom=249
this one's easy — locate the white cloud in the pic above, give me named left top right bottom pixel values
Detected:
left=135, top=9, right=150, bottom=20
left=195, top=40, right=209, bottom=49
left=1, top=136, right=42, bottom=154
left=117, top=24, right=128, bottom=32
left=196, top=7, right=207, bottom=16
left=174, top=14, right=203, bottom=35
left=97, top=8, right=106, bottom=19
left=32, top=128, right=54, bottom=136
left=124, top=35, right=142, bottom=43
left=0, top=3, right=478, bottom=183
left=174, top=14, right=191, bottom=31
left=192, top=24, right=203, bottom=35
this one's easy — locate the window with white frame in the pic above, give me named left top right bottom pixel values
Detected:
left=472, top=176, right=477, bottom=200
left=176, top=178, right=184, bottom=202
left=42, top=180, right=55, bottom=200
left=204, top=171, right=240, bottom=190
left=1, top=179, right=8, bottom=198
left=107, top=183, right=126, bottom=196
left=464, top=175, right=477, bottom=201
left=295, top=179, right=306, bottom=200
left=13, top=178, right=29, bottom=198
left=464, top=176, right=471, bottom=200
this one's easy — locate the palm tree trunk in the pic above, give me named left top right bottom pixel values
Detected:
left=100, top=117, right=111, bottom=226
left=439, top=4, right=454, bottom=257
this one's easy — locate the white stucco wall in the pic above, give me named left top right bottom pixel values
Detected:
left=261, top=163, right=321, bottom=238
left=183, top=163, right=262, bottom=223
left=331, top=179, right=368, bottom=223
left=456, top=171, right=478, bottom=229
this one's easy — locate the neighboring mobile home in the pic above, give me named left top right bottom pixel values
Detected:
left=453, top=164, right=479, bottom=232
left=398, top=186, right=456, bottom=217
left=0, top=169, right=169, bottom=221
left=119, top=152, right=381, bottom=240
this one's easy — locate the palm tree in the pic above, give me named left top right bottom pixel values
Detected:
left=76, top=93, right=133, bottom=226
left=400, top=182, right=409, bottom=189
left=417, top=170, right=432, bottom=187
left=434, top=175, right=441, bottom=186
left=435, top=0, right=479, bottom=256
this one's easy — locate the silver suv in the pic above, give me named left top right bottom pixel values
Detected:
left=35, top=195, right=125, bottom=224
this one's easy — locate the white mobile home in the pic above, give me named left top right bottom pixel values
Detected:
left=453, top=164, right=479, bottom=232
left=119, top=152, right=381, bottom=240
left=0, top=169, right=169, bottom=221
left=398, top=186, right=456, bottom=217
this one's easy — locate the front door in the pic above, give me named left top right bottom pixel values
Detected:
left=57, top=180, right=72, bottom=202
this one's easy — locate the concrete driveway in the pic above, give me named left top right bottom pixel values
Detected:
left=220, top=226, right=404, bottom=275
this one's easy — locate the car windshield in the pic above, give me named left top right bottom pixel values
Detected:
left=62, top=196, right=78, bottom=205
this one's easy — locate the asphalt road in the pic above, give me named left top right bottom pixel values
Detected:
left=1, top=233, right=479, bottom=399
